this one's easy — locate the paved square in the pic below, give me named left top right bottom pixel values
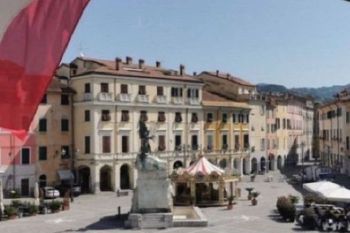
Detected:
left=0, top=172, right=315, bottom=233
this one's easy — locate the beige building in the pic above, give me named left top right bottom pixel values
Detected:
left=319, top=89, right=350, bottom=174
left=69, top=57, right=204, bottom=193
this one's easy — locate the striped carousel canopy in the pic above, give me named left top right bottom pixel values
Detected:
left=185, top=156, right=224, bottom=176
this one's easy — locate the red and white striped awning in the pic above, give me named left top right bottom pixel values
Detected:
left=185, top=156, right=224, bottom=176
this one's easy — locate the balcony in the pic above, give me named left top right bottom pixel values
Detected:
left=83, top=93, right=92, bottom=101
left=137, top=94, right=149, bottom=103
left=155, top=95, right=167, bottom=104
left=98, top=92, right=113, bottom=102
left=172, top=97, right=183, bottom=105
left=188, top=97, right=200, bottom=105
left=118, top=93, right=131, bottom=102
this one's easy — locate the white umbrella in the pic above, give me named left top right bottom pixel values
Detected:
left=0, top=180, right=4, bottom=214
left=34, top=182, right=40, bottom=206
left=303, top=181, right=340, bottom=195
left=321, top=187, right=350, bottom=203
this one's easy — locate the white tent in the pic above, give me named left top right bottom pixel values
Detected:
left=320, top=187, right=350, bottom=203
left=184, top=156, right=224, bottom=176
left=303, top=181, right=340, bottom=195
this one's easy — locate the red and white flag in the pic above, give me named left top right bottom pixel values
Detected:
left=0, top=0, right=89, bottom=133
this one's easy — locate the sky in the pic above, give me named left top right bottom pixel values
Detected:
left=62, top=0, right=350, bottom=88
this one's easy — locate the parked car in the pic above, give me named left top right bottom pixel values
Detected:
left=55, top=184, right=81, bottom=197
left=43, top=186, right=60, bottom=199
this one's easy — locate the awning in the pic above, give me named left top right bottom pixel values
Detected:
left=58, top=170, right=74, bottom=180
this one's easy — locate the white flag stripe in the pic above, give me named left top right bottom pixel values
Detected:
left=0, top=0, right=31, bottom=42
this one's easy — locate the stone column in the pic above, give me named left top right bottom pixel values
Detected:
left=218, top=180, right=224, bottom=203
left=190, top=179, right=196, bottom=204
left=91, top=165, right=100, bottom=193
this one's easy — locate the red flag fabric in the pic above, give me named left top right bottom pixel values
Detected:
left=0, top=0, right=89, bottom=132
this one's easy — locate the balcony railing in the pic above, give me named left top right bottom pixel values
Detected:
left=137, top=94, right=149, bottom=103
left=155, top=95, right=167, bottom=104
left=118, top=93, right=131, bottom=102
left=98, top=92, right=113, bottom=102
left=83, top=93, right=92, bottom=101
left=188, top=97, right=200, bottom=105
left=172, top=97, right=184, bottom=105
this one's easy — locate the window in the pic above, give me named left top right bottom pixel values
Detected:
left=347, top=112, right=350, bottom=124
left=191, top=135, right=198, bottom=150
left=85, top=136, right=90, bottom=154
left=100, top=83, right=109, bottom=93
left=84, top=110, right=90, bottom=122
left=175, top=112, right=182, bottom=123
left=61, top=119, right=69, bottom=132
left=261, top=139, right=265, bottom=151
left=187, top=88, right=199, bottom=98
left=39, top=175, right=47, bottom=188
left=283, top=119, right=286, bottom=129
left=207, top=134, right=213, bottom=151
left=175, top=135, right=182, bottom=151
left=158, top=112, right=166, bottom=122
left=337, top=108, right=342, bottom=117
left=101, top=110, right=111, bottom=121
left=191, top=113, right=198, bottom=123
left=276, top=118, right=280, bottom=129
left=234, top=135, right=239, bottom=151
left=122, top=135, right=129, bottom=153
left=121, top=110, right=129, bottom=122
left=222, top=113, right=227, bottom=123
left=121, top=84, right=128, bottom=94
left=102, top=136, right=111, bottom=153
left=21, top=148, right=30, bottom=165
left=246, top=114, right=249, bottom=123
left=243, top=134, right=249, bottom=149
left=158, top=135, right=166, bottom=151
left=238, top=114, right=244, bottom=123
left=138, top=85, right=146, bottom=95
left=39, top=118, right=47, bottom=132
left=140, top=111, right=148, bottom=122
left=41, top=94, right=47, bottom=104
left=61, top=146, right=70, bottom=159
left=232, top=113, right=237, bottom=123
left=157, top=86, right=164, bottom=96
left=61, top=94, right=69, bottom=105
left=39, top=146, right=47, bottom=161
left=207, top=113, right=213, bottom=123
left=84, top=83, right=91, bottom=93
left=171, top=87, right=183, bottom=97
left=222, top=134, right=228, bottom=150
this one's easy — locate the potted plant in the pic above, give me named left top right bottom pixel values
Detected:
left=28, top=204, right=39, bottom=216
left=227, top=195, right=235, bottom=210
left=50, top=201, right=62, bottom=213
left=4, top=206, right=18, bottom=219
left=276, top=196, right=296, bottom=221
left=245, top=187, right=254, bottom=200
left=288, top=195, right=299, bottom=205
left=251, top=191, right=260, bottom=206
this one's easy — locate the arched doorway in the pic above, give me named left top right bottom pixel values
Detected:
left=251, top=158, right=258, bottom=173
left=173, top=160, right=183, bottom=170
left=277, top=155, right=283, bottom=170
left=39, top=174, right=47, bottom=188
left=100, top=165, right=112, bottom=191
left=219, top=159, right=227, bottom=169
left=120, top=164, right=130, bottom=190
left=78, top=166, right=90, bottom=193
left=260, top=157, right=266, bottom=172
left=268, top=154, right=275, bottom=171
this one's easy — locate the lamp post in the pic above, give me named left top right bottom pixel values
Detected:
left=301, top=142, right=305, bottom=184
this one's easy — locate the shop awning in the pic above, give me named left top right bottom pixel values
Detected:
left=58, top=170, right=74, bottom=180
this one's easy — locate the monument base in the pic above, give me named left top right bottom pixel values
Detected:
left=126, top=212, right=173, bottom=229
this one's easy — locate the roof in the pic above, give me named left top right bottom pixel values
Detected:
left=202, top=90, right=231, bottom=102
left=200, top=71, right=255, bottom=87
left=71, top=57, right=202, bottom=83
left=184, top=156, right=224, bottom=176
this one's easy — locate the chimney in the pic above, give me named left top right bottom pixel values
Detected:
left=216, top=70, right=219, bottom=76
left=138, top=59, right=145, bottom=69
left=179, top=64, right=185, bottom=76
left=156, top=61, right=161, bottom=68
left=126, top=56, right=132, bottom=65
left=193, top=72, right=197, bottom=76
left=115, top=57, right=122, bottom=70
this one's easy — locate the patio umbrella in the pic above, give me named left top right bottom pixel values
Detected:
left=0, top=180, right=4, bottom=214
left=34, top=182, right=40, bottom=206
left=321, top=187, right=350, bottom=203
left=303, top=181, right=340, bottom=195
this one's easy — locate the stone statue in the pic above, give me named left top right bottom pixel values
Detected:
left=137, top=120, right=166, bottom=171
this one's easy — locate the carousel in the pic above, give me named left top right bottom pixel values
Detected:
left=171, top=156, right=239, bottom=207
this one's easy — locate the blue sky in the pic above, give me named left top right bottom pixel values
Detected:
left=63, top=0, right=350, bottom=88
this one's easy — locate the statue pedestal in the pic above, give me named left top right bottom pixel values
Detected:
left=126, top=160, right=173, bottom=229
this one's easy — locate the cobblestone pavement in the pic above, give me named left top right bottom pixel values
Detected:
left=0, top=171, right=317, bottom=233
